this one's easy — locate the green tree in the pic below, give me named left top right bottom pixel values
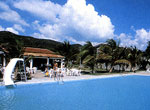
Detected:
left=145, top=41, right=150, bottom=60
left=0, top=39, right=23, bottom=59
left=141, top=41, right=150, bottom=70
left=127, top=46, right=142, bottom=72
left=100, top=39, right=130, bottom=72
left=57, top=41, right=80, bottom=67
left=97, top=44, right=111, bottom=71
left=79, top=41, right=96, bottom=73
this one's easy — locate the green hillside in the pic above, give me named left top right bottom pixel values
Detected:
left=0, top=31, right=65, bottom=52
left=0, top=31, right=81, bottom=50
left=0, top=31, right=81, bottom=58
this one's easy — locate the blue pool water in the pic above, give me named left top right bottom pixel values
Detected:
left=0, top=75, right=150, bottom=110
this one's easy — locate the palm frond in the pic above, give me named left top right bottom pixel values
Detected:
left=83, top=55, right=94, bottom=64
left=114, top=59, right=131, bottom=66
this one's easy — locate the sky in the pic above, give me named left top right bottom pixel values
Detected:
left=0, top=0, right=150, bottom=50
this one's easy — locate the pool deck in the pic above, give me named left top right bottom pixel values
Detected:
left=1, top=71, right=150, bottom=86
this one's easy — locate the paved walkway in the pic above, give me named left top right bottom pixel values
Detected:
left=1, top=71, right=150, bottom=86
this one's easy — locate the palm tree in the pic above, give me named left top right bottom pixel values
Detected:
left=58, top=41, right=71, bottom=67
left=0, top=41, right=23, bottom=59
left=127, top=46, right=142, bottom=72
left=98, top=39, right=131, bottom=72
left=97, top=44, right=111, bottom=71
left=144, top=41, right=150, bottom=62
left=79, top=41, right=96, bottom=73
left=105, top=39, right=122, bottom=72
left=145, top=41, right=150, bottom=60
left=141, top=41, right=150, bottom=70
left=57, top=41, right=80, bottom=68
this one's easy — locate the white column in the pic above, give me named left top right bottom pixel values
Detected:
left=3, top=57, right=6, bottom=67
left=30, top=58, right=33, bottom=69
left=61, top=59, right=63, bottom=68
left=47, top=57, right=49, bottom=65
left=47, top=58, right=49, bottom=69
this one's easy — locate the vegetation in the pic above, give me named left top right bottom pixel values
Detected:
left=0, top=31, right=64, bottom=53
left=57, top=41, right=80, bottom=67
left=1, top=31, right=150, bottom=74
left=0, top=31, right=81, bottom=59
left=79, top=41, right=96, bottom=73
left=80, top=39, right=148, bottom=73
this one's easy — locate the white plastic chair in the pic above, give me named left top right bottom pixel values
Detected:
left=26, top=67, right=30, bottom=73
left=70, top=68, right=81, bottom=76
left=33, top=67, right=37, bottom=74
left=66, top=69, right=72, bottom=76
left=61, top=68, right=66, bottom=76
left=49, top=69, right=54, bottom=78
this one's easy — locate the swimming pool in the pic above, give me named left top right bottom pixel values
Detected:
left=0, top=75, right=150, bottom=110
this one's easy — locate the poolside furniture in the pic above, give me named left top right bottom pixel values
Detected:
left=57, top=68, right=63, bottom=77
left=29, top=68, right=34, bottom=74
left=26, top=67, right=36, bottom=74
left=33, top=67, right=37, bottom=74
left=70, top=68, right=81, bottom=76
left=49, top=69, right=54, bottom=78
left=61, top=68, right=66, bottom=76
left=66, top=69, right=71, bottom=76
left=57, top=68, right=64, bottom=81
left=26, top=67, right=33, bottom=74
left=147, top=68, right=150, bottom=72
left=26, top=67, right=30, bottom=73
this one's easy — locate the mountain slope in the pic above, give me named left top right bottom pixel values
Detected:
left=0, top=31, right=64, bottom=52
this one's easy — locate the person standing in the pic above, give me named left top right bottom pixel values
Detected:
left=53, top=63, right=58, bottom=80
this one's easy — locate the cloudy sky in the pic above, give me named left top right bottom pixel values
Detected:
left=0, top=0, right=150, bottom=50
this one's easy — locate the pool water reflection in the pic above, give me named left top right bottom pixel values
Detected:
left=0, top=75, right=150, bottom=110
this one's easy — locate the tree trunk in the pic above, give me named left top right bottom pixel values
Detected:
left=119, top=64, right=120, bottom=72
left=109, top=63, right=114, bottom=73
left=109, top=67, right=113, bottom=73
left=91, top=65, right=95, bottom=74
left=105, top=63, right=108, bottom=71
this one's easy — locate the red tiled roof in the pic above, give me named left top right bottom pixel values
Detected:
left=23, top=47, right=54, bottom=54
left=23, top=47, right=64, bottom=58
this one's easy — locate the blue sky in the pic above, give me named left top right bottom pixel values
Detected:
left=0, top=0, right=150, bottom=50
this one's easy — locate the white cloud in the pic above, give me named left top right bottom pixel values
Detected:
left=119, top=33, right=138, bottom=47
left=59, top=0, right=114, bottom=39
left=14, top=0, right=61, bottom=22
left=3, top=0, right=149, bottom=50
left=0, top=25, right=19, bottom=34
left=0, top=25, right=4, bottom=31
left=32, top=22, right=62, bottom=41
left=0, top=2, right=28, bottom=26
left=13, top=24, right=25, bottom=32
left=6, top=27, right=19, bottom=34
left=32, top=33, right=48, bottom=39
left=135, top=28, right=150, bottom=41
left=64, top=36, right=86, bottom=45
left=118, top=28, right=150, bottom=50
left=91, top=42, right=101, bottom=46
left=14, top=0, right=114, bottom=43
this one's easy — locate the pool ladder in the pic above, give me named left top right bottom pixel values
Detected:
left=19, top=72, right=27, bottom=81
